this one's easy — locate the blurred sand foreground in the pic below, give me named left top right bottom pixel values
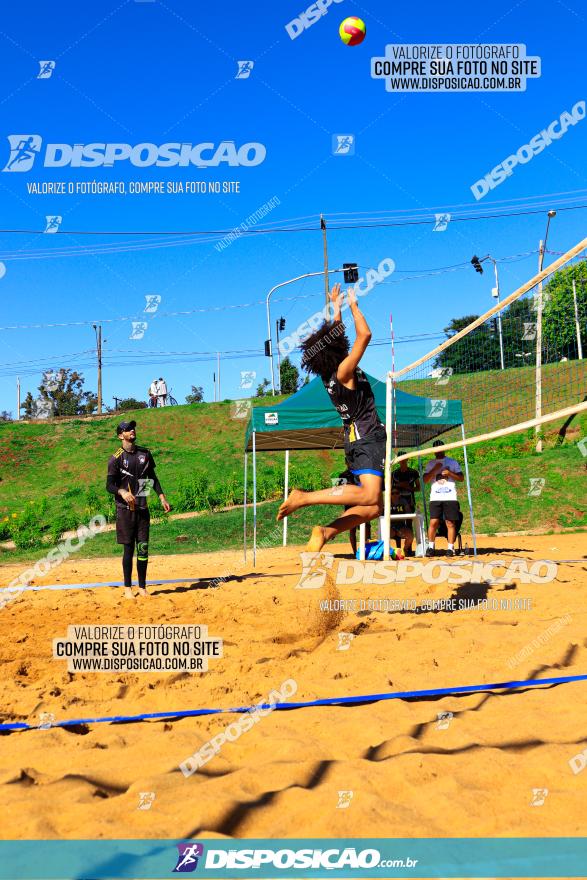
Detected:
left=0, top=533, right=585, bottom=844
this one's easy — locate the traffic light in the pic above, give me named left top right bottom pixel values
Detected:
left=343, top=262, right=359, bottom=283
left=264, top=339, right=272, bottom=357
left=471, top=255, right=484, bottom=274
left=278, top=317, right=286, bottom=332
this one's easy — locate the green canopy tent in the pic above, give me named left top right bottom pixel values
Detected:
left=243, top=373, right=475, bottom=562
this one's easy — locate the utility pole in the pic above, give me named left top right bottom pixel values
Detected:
left=113, top=396, right=120, bottom=410
left=320, top=214, right=330, bottom=310
left=213, top=372, right=216, bottom=402
left=16, top=376, right=20, bottom=421
left=93, top=324, right=103, bottom=415
left=535, top=210, right=557, bottom=453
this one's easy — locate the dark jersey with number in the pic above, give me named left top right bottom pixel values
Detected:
left=324, top=368, right=382, bottom=443
left=106, top=445, right=162, bottom=510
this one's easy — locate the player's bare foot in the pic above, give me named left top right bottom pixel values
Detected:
left=137, top=588, right=149, bottom=598
left=123, top=587, right=134, bottom=600
left=307, top=526, right=327, bottom=552
left=277, top=488, right=306, bottom=520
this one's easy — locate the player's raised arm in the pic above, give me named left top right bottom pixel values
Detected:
left=336, top=289, right=372, bottom=385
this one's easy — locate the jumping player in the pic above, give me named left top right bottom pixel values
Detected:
left=106, top=420, right=171, bottom=598
left=277, top=283, right=385, bottom=552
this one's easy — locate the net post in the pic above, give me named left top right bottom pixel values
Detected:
left=383, top=372, right=393, bottom=560
left=461, top=423, right=477, bottom=557
left=283, top=449, right=289, bottom=547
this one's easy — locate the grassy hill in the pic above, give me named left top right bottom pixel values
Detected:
left=0, top=364, right=586, bottom=563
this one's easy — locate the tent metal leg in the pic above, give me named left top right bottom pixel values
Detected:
left=461, top=423, right=477, bottom=557
left=283, top=449, right=289, bottom=547
left=243, top=452, right=248, bottom=563
left=417, top=446, right=428, bottom=535
left=383, top=372, right=393, bottom=561
left=252, top=432, right=257, bottom=568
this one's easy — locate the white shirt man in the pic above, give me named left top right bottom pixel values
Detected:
left=423, top=440, right=464, bottom=558
left=156, top=377, right=167, bottom=407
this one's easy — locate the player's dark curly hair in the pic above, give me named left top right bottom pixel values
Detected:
left=300, top=320, right=350, bottom=381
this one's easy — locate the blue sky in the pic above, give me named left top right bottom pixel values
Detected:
left=0, top=0, right=585, bottom=415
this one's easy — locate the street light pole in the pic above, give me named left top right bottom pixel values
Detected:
left=265, top=268, right=341, bottom=396
left=535, top=210, right=556, bottom=452
left=490, top=258, right=505, bottom=371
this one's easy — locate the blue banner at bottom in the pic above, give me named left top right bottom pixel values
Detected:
left=0, top=838, right=586, bottom=879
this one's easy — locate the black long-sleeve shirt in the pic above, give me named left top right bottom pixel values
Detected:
left=106, top=445, right=163, bottom=510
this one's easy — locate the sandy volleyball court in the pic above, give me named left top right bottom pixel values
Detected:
left=0, top=533, right=585, bottom=841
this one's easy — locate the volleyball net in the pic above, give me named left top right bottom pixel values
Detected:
left=381, top=235, right=587, bottom=560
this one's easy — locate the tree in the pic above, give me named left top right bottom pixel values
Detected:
left=255, top=378, right=271, bottom=397
left=279, top=357, right=299, bottom=394
left=435, top=315, right=501, bottom=374
left=118, top=398, right=148, bottom=412
left=543, top=261, right=587, bottom=360
left=0, top=411, right=12, bottom=421
left=186, top=385, right=204, bottom=404
left=21, top=369, right=97, bottom=418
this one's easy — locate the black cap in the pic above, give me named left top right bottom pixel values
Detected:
left=116, top=420, right=136, bottom=435
left=432, top=439, right=444, bottom=447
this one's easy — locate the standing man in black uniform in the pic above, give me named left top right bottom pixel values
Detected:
left=106, top=420, right=171, bottom=599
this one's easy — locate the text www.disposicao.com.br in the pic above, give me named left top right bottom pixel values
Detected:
left=70, top=657, right=201, bottom=671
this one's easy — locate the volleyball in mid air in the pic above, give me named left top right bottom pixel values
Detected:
left=339, top=16, right=366, bottom=46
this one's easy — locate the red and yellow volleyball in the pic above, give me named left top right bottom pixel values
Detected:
left=339, top=16, right=366, bottom=46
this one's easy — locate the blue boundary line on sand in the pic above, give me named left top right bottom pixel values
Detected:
left=1, top=673, right=586, bottom=732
